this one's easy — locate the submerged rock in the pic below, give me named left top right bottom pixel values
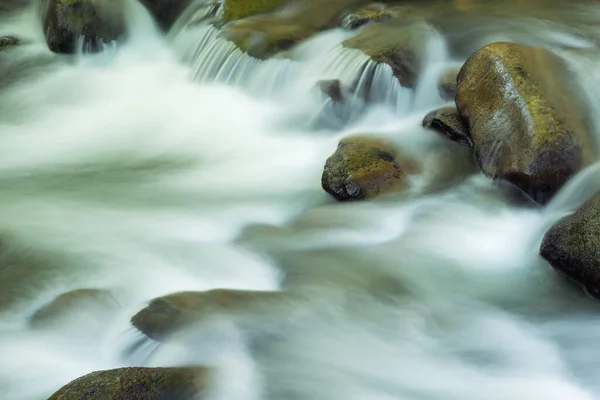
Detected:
left=131, top=289, right=289, bottom=340
left=138, top=0, right=192, bottom=30
left=42, top=0, right=127, bottom=53
left=0, top=36, right=19, bottom=51
left=321, top=136, right=418, bottom=201
left=342, top=20, right=436, bottom=88
left=47, top=367, right=209, bottom=400
left=30, top=288, right=119, bottom=329
left=437, top=67, right=459, bottom=101
left=223, top=0, right=286, bottom=22
left=317, top=79, right=344, bottom=103
left=456, top=42, right=596, bottom=204
left=541, top=192, right=600, bottom=298
left=423, top=107, right=471, bottom=146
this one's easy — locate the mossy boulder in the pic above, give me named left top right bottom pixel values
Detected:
left=437, top=67, right=459, bottom=101
left=322, top=136, right=418, bottom=201
left=0, top=36, right=19, bottom=51
left=223, top=0, right=286, bottom=22
left=138, top=0, right=192, bottom=30
left=30, top=288, right=119, bottom=329
left=456, top=42, right=596, bottom=204
left=342, top=20, right=436, bottom=88
left=131, top=289, right=288, bottom=340
left=47, top=367, right=209, bottom=400
left=423, top=106, right=471, bottom=146
left=43, top=0, right=127, bottom=53
left=222, top=0, right=364, bottom=59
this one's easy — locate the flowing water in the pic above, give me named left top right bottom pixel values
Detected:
left=2, top=1, right=600, bottom=399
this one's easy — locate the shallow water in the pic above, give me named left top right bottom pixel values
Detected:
left=2, top=1, right=600, bottom=399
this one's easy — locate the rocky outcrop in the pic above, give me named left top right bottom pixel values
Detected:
left=456, top=42, right=596, bottom=204
left=322, top=136, right=418, bottom=201
left=131, top=289, right=289, bottom=340
left=423, top=107, right=471, bottom=146
left=223, top=0, right=286, bottom=22
left=0, top=36, right=19, bottom=51
left=342, top=20, right=436, bottom=88
left=30, top=288, right=119, bottom=329
left=541, top=192, right=600, bottom=298
left=42, top=0, right=127, bottom=53
left=47, top=367, right=209, bottom=400
left=437, top=67, right=459, bottom=101
left=138, top=0, right=192, bottom=30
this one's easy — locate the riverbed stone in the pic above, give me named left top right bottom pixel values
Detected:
left=0, top=36, right=19, bottom=51
left=138, top=0, right=192, bottom=30
left=322, top=136, right=418, bottom=201
left=437, top=67, right=459, bottom=101
left=341, top=2, right=391, bottom=29
left=541, top=192, right=600, bottom=298
left=342, top=20, right=436, bottom=88
left=317, top=79, right=344, bottom=103
left=423, top=106, right=471, bottom=146
left=43, top=0, right=127, bottom=53
left=456, top=41, right=596, bottom=204
left=223, top=0, right=286, bottom=22
left=131, top=289, right=290, bottom=340
left=47, top=367, right=209, bottom=400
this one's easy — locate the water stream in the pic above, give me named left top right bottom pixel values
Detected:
left=2, top=1, right=600, bottom=399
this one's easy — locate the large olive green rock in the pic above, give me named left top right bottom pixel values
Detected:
left=131, top=289, right=290, bottom=340
left=541, top=192, right=600, bottom=298
left=342, top=20, right=435, bottom=88
left=223, top=0, right=365, bottom=59
left=47, top=367, right=209, bottom=400
left=223, top=0, right=286, bottom=22
left=422, top=106, right=471, bottom=146
left=322, top=136, right=418, bottom=201
left=138, top=0, right=192, bottom=30
left=456, top=42, right=596, bottom=204
left=43, top=0, right=127, bottom=53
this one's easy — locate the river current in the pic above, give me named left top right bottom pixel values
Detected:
left=2, top=1, right=600, bottom=399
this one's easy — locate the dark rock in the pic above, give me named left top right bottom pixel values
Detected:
left=541, top=192, right=600, bottom=298
left=42, top=0, right=127, bottom=54
left=437, top=67, right=459, bottom=101
left=0, top=36, right=19, bottom=51
left=423, top=106, right=471, bottom=146
left=139, top=0, right=193, bottom=30
left=30, top=288, right=119, bottom=329
left=456, top=42, right=596, bottom=204
left=47, top=367, right=209, bottom=400
left=342, top=20, right=436, bottom=88
left=131, top=289, right=288, bottom=340
left=317, top=79, right=344, bottom=103
left=322, top=136, right=418, bottom=201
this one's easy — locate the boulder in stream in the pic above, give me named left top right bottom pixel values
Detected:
left=47, top=367, right=209, bottom=400
left=341, top=2, right=392, bottom=29
left=423, top=106, right=471, bottom=146
left=138, top=0, right=193, bottom=30
left=541, top=192, right=600, bottom=298
left=321, top=136, right=418, bottom=201
left=456, top=41, right=596, bottom=204
left=42, top=0, right=127, bottom=53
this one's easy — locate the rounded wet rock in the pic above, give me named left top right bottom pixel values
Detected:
left=456, top=41, right=596, bottom=204
left=541, top=192, right=600, bottom=298
left=342, top=2, right=391, bottom=29
left=47, top=367, right=209, bottom=400
left=423, top=106, right=471, bottom=146
left=42, top=0, right=127, bottom=53
left=322, top=136, right=417, bottom=201
left=131, top=289, right=290, bottom=340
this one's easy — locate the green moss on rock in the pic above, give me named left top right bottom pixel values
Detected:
left=456, top=42, right=596, bottom=204
left=223, top=0, right=286, bottom=22
left=47, top=367, right=209, bottom=400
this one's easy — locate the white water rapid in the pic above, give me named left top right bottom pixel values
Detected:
left=2, top=1, right=600, bottom=399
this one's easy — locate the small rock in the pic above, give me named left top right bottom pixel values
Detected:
left=343, top=20, right=437, bottom=88
left=322, top=136, right=417, bottom=201
left=456, top=42, right=596, bottom=204
left=47, top=367, right=209, bottom=400
left=131, top=289, right=290, bottom=340
left=30, top=288, right=119, bottom=329
left=0, top=36, right=19, bottom=51
left=42, top=0, right=127, bottom=53
left=437, top=67, right=459, bottom=101
left=541, top=192, right=600, bottom=298
left=317, top=79, right=344, bottom=103
left=138, top=0, right=193, bottom=30
left=342, top=2, right=391, bottom=29
left=423, top=106, right=471, bottom=146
